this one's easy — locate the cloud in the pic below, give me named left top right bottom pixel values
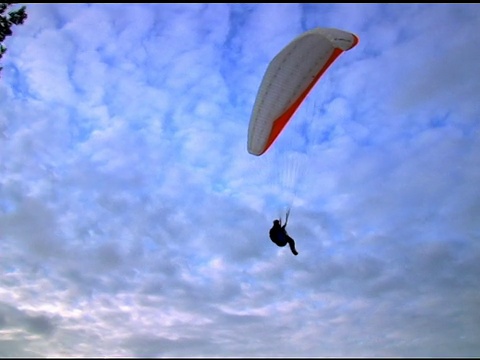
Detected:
left=0, top=3, right=479, bottom=357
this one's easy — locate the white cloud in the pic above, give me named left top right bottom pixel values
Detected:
left=0, top=3, right=479, bottom=357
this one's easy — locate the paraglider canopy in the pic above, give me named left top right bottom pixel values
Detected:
left=247, top=27, right=359, bottom=156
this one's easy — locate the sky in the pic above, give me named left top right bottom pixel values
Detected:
left=1, top=3, right=480, bottom=358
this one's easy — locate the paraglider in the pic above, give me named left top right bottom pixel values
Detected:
left=247, top=27, right=359, bottom=156
left=269, top=209, right=298, bottom=256
left=246, top=27, right=359, bottom=255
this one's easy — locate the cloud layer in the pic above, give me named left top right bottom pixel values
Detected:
left=1, top=3, right=479, bottom=357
